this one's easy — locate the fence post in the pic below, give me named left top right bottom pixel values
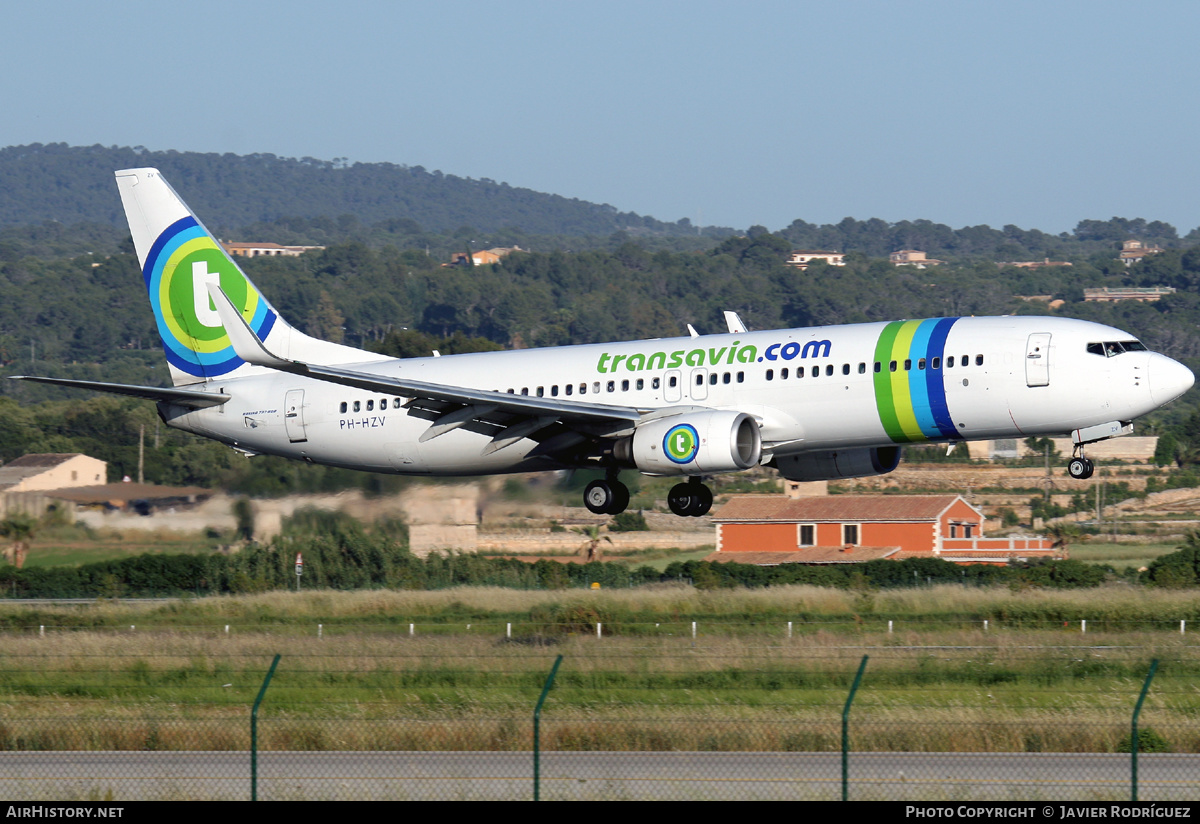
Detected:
left=251, top=654, right=281, bottom=802
left=533, top=654, right=564, bottom=802
left=1131, top=658, right=1159, bottom=802
left=842, top=655, right=869, bottom=802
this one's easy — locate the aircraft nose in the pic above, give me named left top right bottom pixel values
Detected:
left=1149, top=353, right=1195, bottom=406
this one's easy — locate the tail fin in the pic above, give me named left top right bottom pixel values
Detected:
left=115, top=168, right=376, bottom=386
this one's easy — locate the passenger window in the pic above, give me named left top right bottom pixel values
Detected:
left=723, top=372, right=731, bottom=384
left=962, top=354, right=968, bottom=365
left=825, top=364, right=833, bottom=376
left=394, top=398, right=403, bottom=408
left=367, top=399, right=374, bottom=411
left=976, top=355, right=984, bottom=366
left=842, top=363, right=850, bottom=375
left=918, top=358, right=926, bottom=370
left=551, top=385, right=559, bottom=397
left=696, top=374, right=704, bottom=386
left=339, top=402, right=347, bottom=413
left=766, top=369, right=774, bottom=381
left=652, top=378, right=661, bottom=389
left=781, top=368, right=789, bottom=379
left=904, top=359, right=911, bottom=371
left=353, top=400, right=361, bottom=412
left=669, top=376, right=677, bottom=387
left=709, top=373, right=718, bottom=385
left=873, top=362, right=881, bottom=373
left=889, top=361, right=897, bottom=372
left=521, top=388, right=529, bottom=395
left=606, top=381, right=615, bottom=392
left=636, top=379, right=644, bottom=390
left=381, top=399, right=389, bottom=410
left=737, top=371, right=744, bottom=383
left=536, top=387, right=544, bottom=397
left=858, top=363, right=866, bottom=374
left=566, top=384, right=573, bottom=396
left=621, top=380, right=629, bottom=391
left=593, top=382, right=600, bottom=393
left=797, top=366, right=805, bottom=378
left=579, top=384, right=586, bottom=394
left=947, top=356, right=955, bottom=367
left=932, top=357, right=940, bottom=369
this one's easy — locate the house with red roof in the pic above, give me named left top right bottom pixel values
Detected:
left=708, top=494, right=1058, bottom=566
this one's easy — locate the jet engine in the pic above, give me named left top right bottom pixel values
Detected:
left=773, top=446, right=901, bottom=481
left=617, top=411, right=762, bottom=475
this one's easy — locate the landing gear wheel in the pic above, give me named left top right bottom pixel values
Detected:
left=1067, top=457, right=1095, bottom=480
left=584, top=480, right=615, bottom=514
left=668, top=481, right=713, bottom=517
left=609, top=481, right=630, bottom=514
left=667, top=483, right=694, bottom=517
left=584, top=479, right=630, bottom=514
left=687, top=484, right=713, bottom=516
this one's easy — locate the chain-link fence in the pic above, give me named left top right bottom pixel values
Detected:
left=0, top=714, right=1197, bottom=801
left=0, top=646, right=1196, bottom=801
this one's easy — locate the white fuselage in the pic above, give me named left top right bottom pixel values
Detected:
left=159, top=315, right=1193, bottom=477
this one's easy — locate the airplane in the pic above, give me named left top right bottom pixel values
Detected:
left=12, top=168, right=1196, bottom=517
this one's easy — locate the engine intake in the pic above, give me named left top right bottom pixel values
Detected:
left=619, top=411, right=762, bottom=475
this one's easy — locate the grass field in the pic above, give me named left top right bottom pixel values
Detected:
left=0, top=586, right=1196, bottom=757
left=1068, top=541, right=1184, bottom=571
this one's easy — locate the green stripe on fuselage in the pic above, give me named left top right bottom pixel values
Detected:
left=872, top=322, right=905, bottom=441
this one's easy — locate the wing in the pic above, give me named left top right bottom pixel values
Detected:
left=207, top=283, right=655, bottom=459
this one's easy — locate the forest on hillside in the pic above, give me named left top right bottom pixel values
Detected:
left=3, top=144, right=1200, bottom=492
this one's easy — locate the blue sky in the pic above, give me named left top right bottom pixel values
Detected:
left=4, top=0, right=1198, bottom=234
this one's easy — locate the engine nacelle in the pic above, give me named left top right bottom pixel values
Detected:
left=620, top=411, right=762, bottom=475
left=774, top=446, right=901, bottom=481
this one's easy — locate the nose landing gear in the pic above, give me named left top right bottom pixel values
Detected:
left=1067, top=449, right=1095, bottom=480
left=667, top=477, right=714, bottom=517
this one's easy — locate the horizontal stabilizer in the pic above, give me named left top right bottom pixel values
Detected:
left=9, top=376, right=230, bottom=408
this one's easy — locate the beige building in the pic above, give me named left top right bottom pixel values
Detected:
left=222, top=242, right=325, bottom=258
left=0, top=454, right=107, bottom=492
left=889, top=249, right=944, bottom=268
left=1083, top=286, right=1175, bottom=303
left=965, top=437, right=1158, bottom=463
left=450, top=246, right=525, bottom=267
left=786, top=250, right=845, bottom=269
left=1119, top=239, right=1164, bottom=267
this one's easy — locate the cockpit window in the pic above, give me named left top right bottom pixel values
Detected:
left=1087, top=340, right=1147, bottom=357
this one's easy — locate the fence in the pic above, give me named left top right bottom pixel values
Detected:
left=0, top=645, right=1197, bottom=801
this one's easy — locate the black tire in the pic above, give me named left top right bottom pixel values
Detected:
left=1068, top=458, right=1089, bottom=480
left=609, top=481, right=630, bottom=515
left=1081, top=458, right=1095, bottom=480
left=584, top=480, right=614, bottom=514
left=687, top=484, right=713, bottom=516
left=667, top=483, right=694, bottom=516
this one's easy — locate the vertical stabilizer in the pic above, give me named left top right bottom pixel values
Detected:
left=115, top=168, right=380, bottom=386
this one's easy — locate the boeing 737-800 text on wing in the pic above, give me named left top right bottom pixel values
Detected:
left=13, top=169, right=1196, bottom=516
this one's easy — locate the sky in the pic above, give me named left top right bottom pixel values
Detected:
left=3, top=0, right=1199, bottom=235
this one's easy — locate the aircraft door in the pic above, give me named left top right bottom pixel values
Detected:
left=690, top=368, right=708, bottom=400
left=1025, top=333, right=1051, bottom=387
left=664, top=370, right=682, bottom=403
left=284, top=388, right=308, bottom=443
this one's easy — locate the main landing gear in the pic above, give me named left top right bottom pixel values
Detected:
left=584, top=472, right=630, bottom=515
left=1067, top=449, right=1095, bottom=480
left=667, top=477, right=713, bottom=517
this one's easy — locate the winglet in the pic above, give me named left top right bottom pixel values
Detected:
left=723, top=311, right=748, bottom=334
left=206, top=282, right=293, bottom=369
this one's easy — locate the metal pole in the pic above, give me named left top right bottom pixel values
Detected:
left=251, top=654, right=281, bottom=802
left=842, top=655, right=869, bottom=802
left=533, top=654, right=563, bottom=802
left=1131, top=658, right=1159, bottom=802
